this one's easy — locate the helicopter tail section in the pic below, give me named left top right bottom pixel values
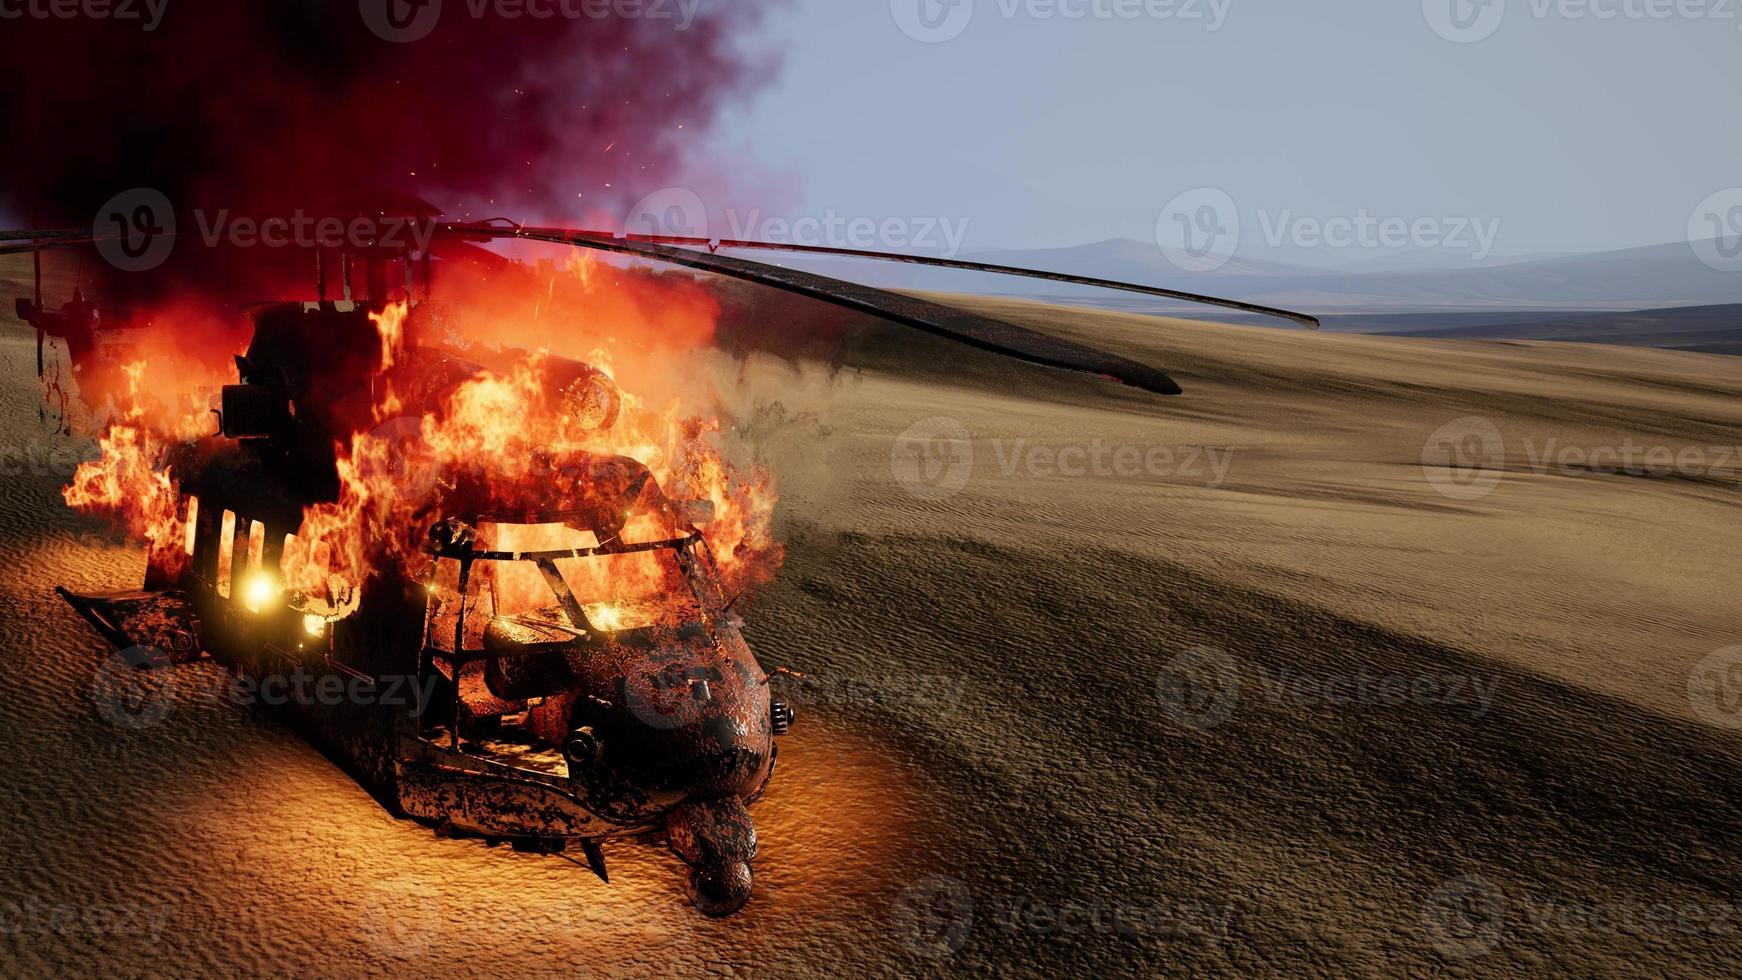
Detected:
left=54, top=587, right=204, bottom=665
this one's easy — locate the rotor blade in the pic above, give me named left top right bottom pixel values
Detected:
left=570, top=230, right=1319, bottom=330
left=31, top=218, right=44, bottom=380
left=0, top=229, right=86, bottom=241
left=464, top=224, right=1185, bottom=396
left=0, top=229, right=92, bottom=258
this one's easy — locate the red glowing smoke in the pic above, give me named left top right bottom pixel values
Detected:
left=0, top=1, right=781, bottom=228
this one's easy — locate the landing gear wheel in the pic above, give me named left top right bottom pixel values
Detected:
left=686, top=860, right=753, bottom=917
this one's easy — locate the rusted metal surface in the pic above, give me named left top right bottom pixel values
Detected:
left=38, top=229, right=829, bottom=915
left=58, top=475, right=786, bottom=913
left=55, top=589, right=203, bottom=664
left=397, top=762, right=609, bottom=839
left=666, top=796, right=759, bottom=916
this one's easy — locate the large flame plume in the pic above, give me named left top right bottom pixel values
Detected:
left=63, top=253, right=783, bottom=624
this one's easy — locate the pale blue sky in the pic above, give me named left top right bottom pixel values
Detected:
left=711, top=0, right=1742, bottom=257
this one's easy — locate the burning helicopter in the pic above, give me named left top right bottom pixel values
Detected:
left=3, top=205, right=1316, bottom=916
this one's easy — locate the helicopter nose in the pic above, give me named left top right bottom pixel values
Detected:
left=666, top=796, right=757, bottom=916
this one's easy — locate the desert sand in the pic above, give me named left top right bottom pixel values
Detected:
left=2, top=292, right=1741, bottom=977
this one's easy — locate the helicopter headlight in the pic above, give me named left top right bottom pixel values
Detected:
left=563, top=727, right=601, bottom=769
left=242, top=571, right=281, bottom=614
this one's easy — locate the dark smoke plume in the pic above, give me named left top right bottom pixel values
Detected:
left=0, top=0, right=779, bottom=226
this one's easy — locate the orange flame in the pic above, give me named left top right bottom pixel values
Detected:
left=65, top=255, right=783, bottom=624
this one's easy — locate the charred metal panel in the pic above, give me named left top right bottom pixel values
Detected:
left=55, top=589, right=203, bottom=663
left=397, top=760, right=612, bottom=839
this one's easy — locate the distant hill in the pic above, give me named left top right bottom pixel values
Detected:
left=1376, top=304, right=1742, bottom=356
left=752, top=237, right=1740, bottom=317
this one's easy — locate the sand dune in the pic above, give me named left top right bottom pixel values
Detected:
left=2, top=293, right=1741, bottom=976
left=1379, top=303, right=1742, bottom=356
